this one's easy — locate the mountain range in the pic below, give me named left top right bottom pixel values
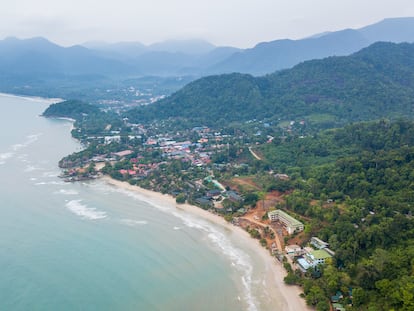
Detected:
left=1, top=17, right=414, bottom=81
left=125, top=41, right=414, bottom=128
left=214, top=17, right=414, bottom=75
left=0, top=37, right=132, bottom=77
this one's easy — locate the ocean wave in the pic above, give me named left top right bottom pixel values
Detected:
left=94, top=180, right=258, bottom=310
left=66, top=200, right=107, bottom=220
left=42, top=171, right=59, bottom=178
left=55, top=189, right=79, bottom=195
left=177, top=215, right=257, bottom=311
left=11, top=144, right=24, bottom=151
left=35, top=181, right=65, bottom=186
left=97, top=183, right=171, bottom=213
left=12, top=133, right=42, bottom=151
left=25, top=165, right=42, bottom=172
left=120, top=219, right=148, bottom=226
left=0, top=152, right=14, bottom=165
left=0, top=152, right=13, bottom=160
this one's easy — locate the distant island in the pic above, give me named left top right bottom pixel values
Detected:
left=43, top=41, right=414, bottom=311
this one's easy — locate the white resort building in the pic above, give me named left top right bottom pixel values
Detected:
left=268, top=209, right=304, bottom=234
left=297, top=249, right=333, bottom=271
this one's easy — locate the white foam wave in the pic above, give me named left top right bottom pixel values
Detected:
left=12, top=133, right=42, bottom=151
left=24, top=165, right=43, bottom=172
left=0, top=152, right=13, bottom=160
left=42, top=171, right=59, bottom=178
left=193, top=222, right=257, bottom=311
left=95, top=180, right=258, bottom=310
left=120, top=219, right=148, bottom=226
left=11, top=144, right=24, bottom=151
left=173, top=226, right=181, bottom=230
left=177, top=214, right=257, bottom=311
left=66, top=200, right=107, bottom=220
left=35, top=181, right=65, bottom=186
left=98, top=183, right=171, bottom=213
left=55, top=189, right=79, bottom=195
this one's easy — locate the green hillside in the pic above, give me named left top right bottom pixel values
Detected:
left=259, top=120, right=414, bottom=310
left=43, top=99, right=123, bottom=138
left=126, top=42, right=414, bottom=129
left=42, top=99, right=101, bottom=119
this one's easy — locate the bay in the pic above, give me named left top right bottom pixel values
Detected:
left=0, top=94, right=281, bottom=311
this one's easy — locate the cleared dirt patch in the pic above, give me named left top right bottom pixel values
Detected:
left=229, top=176, right=261, bottom=192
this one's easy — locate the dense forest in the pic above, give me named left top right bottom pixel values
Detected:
left=260, top=120, right=414, bottom=310
left=126, top=42, right=414, bottom=129
left=42, top=100, right=124, bottom=138
left=42, top=99, right=101, bottom=119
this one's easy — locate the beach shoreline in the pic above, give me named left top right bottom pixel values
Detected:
left=101, top=176, right=311, bottom=311
left=0, top=92, right=62, bottom=103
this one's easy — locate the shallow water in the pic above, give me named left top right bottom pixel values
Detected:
left=0, top=94, right=279, bottom=311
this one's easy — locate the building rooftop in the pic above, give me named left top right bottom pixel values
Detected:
left=311, top=249, right=332, bottom=260
left=286, top=244, right=301, bottom=251
left=311, top=236, right=329, bottom=248
left=297, top=257, right=311, bottom=270
left=113, top=150, right=133, bottom=157
left=268, top=209, right=303, bottom=227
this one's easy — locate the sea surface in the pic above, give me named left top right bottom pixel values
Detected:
left=0, top=94, right=277, bottom=311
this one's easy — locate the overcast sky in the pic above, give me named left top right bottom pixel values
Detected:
left=1, top=0, right=414, bottom=47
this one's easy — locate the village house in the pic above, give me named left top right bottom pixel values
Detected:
left=285, top=244, right=303, bottom=256
left=104, top=135, right=121, bottom=144
left=119, top=169, right=137, bottom=176
left=297, top=249, right=333, bottom=272
left=274, top=173, right=290, bottom=180
left=226, top=190, right=243, bottom=203
left=311, top=237, right=329, bottom=249
left=311, top=237, right=336, bottom=256
left=206, top=189, right=222, bottom=199
left=145, top=138, right=158, bottom=145
left=195, top=197, right=213, bottom=208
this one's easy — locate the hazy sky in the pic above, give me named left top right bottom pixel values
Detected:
left=1, top=0, right=414, bottom=47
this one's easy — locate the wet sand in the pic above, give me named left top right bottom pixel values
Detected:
left=102, top=176, right=311, bottom=311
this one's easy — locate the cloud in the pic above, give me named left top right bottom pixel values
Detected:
left=1, top=0, right=414, bottom=47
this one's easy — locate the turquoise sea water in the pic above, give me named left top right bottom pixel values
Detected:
left=0, top=94, right=278, bottom=311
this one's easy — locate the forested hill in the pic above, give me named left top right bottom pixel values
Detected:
left=258, top=119, right=414, bottom=310
left=42, top=99, right=122, bottom=138
left=42, top=99, right=100, bottom=119
left=126, top=42, right=414, bottom=128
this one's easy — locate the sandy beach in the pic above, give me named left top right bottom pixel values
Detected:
left=0, top=92, right=62, bottom=103
left=102, top=176, right=311, bottom=311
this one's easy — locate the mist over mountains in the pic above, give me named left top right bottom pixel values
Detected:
left=1, top=17, right=414, bottom=100
left=125, top=41, right=414, bottom=128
